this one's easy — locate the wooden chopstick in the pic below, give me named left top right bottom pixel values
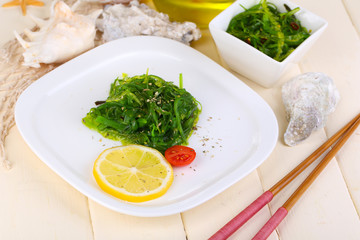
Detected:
left=283, top=116, right=360, bottom=210
left=209, top=113, right=360, bottom=240
left=269, top=112, right=360, bottom=196
left=252, top=114, right=360, bottom=239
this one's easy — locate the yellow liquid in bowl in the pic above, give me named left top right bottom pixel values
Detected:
left=152, top=0, right=234, bottom=28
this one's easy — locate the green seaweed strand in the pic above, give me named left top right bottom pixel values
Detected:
left=226, top=0, right=310, bottom=62
left=82, top=73, right=201, bottom=153
left=260, top=0, right=284, bottom=60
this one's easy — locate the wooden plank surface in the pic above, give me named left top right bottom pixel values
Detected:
left=1, top=127, right=94, bottom=240
left=330, top=0, right=360, bottom=217
left=1, top=0, right=360, bottom=239
left=295, top=0, right=360, bottom=219
left=89, top=200, right=186, bottom=240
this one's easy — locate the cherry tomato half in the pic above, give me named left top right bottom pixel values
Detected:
left=164, top=145, right=196, bottom=166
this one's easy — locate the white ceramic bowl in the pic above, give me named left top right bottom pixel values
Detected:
left=209, top=0, right=328, bottom=88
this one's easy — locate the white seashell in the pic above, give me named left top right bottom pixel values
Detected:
left=96, top=0, right=201, bottom=45
left=282, top=72, right=340, bottom=146
left=15, top=1, right=102, bottom=68
left=81, top=0, right=131, bottom=4
left=70, top=0, right=131, bottom=11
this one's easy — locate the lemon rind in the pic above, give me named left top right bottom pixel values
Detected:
left=93, top=145, right=174, bottom=203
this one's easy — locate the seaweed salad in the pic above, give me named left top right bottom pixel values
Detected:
left=226, top=0, right=310, bottom=62
left=82, top=72, right=201, bottom=153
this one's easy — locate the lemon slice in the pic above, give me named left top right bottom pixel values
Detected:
left=93, top=145, right=173, bottom=203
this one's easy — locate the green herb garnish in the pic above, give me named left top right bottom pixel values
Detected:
left=226, top=0, right=310, bottom=61
left=82, top=72, right=201, bottom=153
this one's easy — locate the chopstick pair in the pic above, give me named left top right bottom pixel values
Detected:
left=209, top=113, right=360, bottom=240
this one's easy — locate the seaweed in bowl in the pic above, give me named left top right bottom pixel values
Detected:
left=226, top=0, right=310, bottom=62
left=209, top=0, right=328, bottom=88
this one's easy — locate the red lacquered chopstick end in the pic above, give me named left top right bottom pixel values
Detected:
left=252, top=207, right=288, bottom=240
left=209, top=191, right=274, bottom=240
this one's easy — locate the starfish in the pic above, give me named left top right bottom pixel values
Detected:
left=2, top=0, right=44, bottom=16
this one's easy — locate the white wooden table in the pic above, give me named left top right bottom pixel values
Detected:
left=1, top=0, right=360, bottom=239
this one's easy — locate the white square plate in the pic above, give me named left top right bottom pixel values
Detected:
left=15, top=36, right=278, bottom=217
